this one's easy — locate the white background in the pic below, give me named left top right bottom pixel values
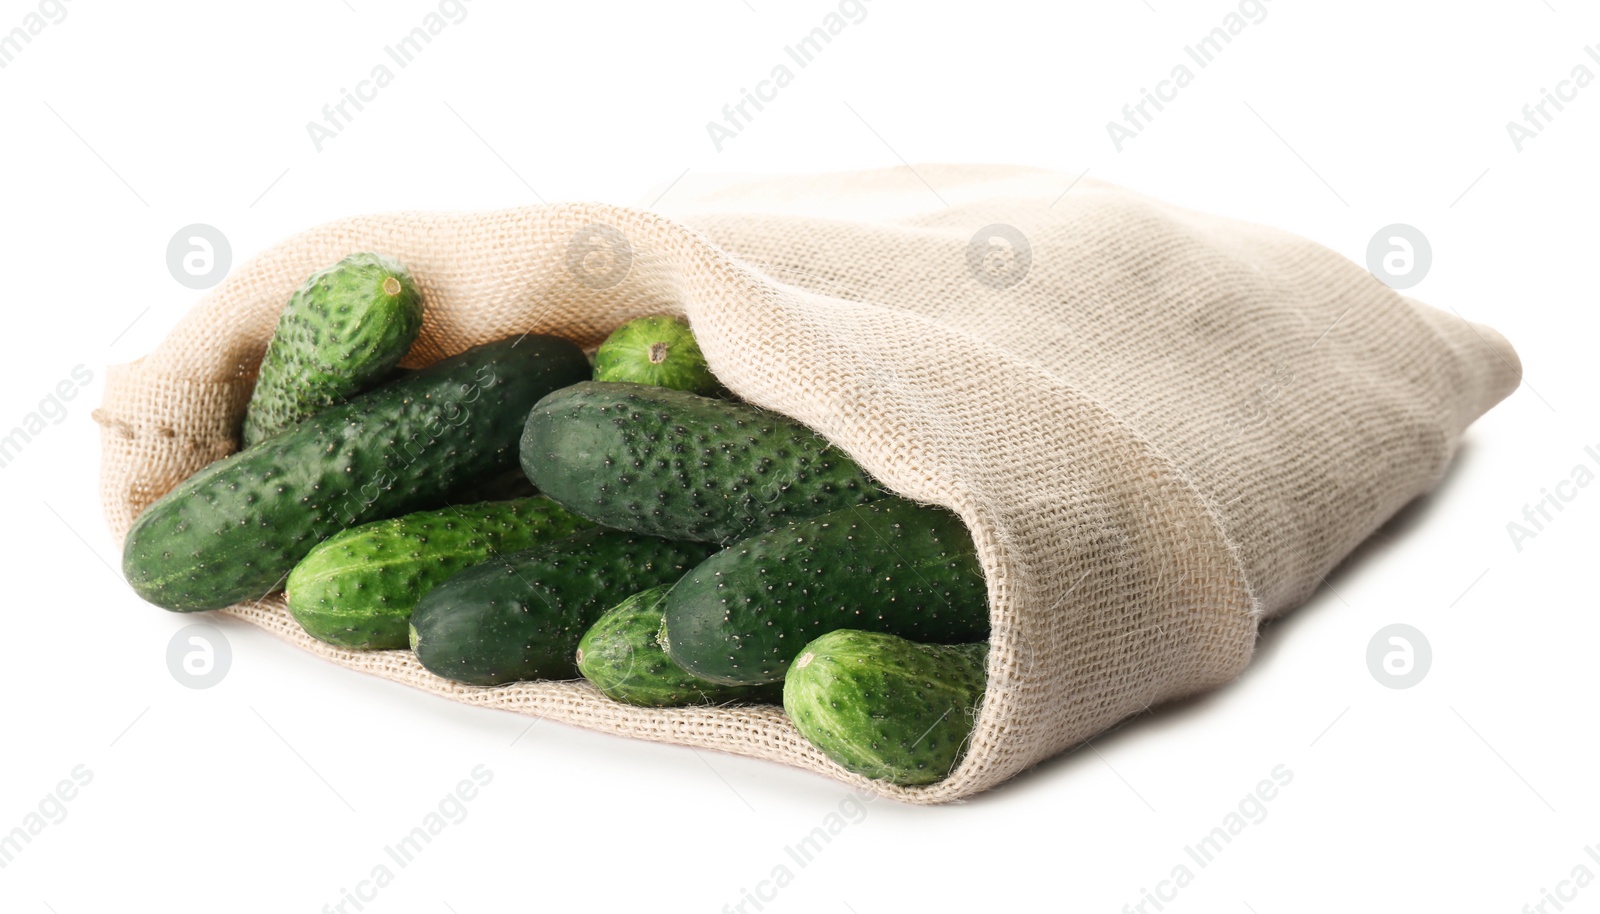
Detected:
left=2, top=1, right=1596, bottom=912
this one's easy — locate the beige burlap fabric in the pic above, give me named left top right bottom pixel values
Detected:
left=96, top=165, right=1519, bottom=803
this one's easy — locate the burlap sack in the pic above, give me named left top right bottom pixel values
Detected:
left=96, top=164, right=1519, bottom=803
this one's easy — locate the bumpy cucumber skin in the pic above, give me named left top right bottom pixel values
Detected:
left=410, top=528, right=717, bottom=686
left=663, top=496, right=990, bottom=686
left=576, top=586, right=782, bottom=707
left=286, top=497, right=593, bottom=650
left=784, top=629, right=988, bottom=786
left=243, top=253, right=425, bottom=445
left=592, top=315, right=723, bottom=397
left=521, top=381, right=884, bottom=545
left=122, top=336, right=592, bottom=612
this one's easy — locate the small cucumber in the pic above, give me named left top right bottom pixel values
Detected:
left=576, top=586, right=781, bottom=707
left=663, top=496, right=990, bottom=685
left=122, top=335, right=592, bottom=612
left=243, top=252, right=424, bottom=445
left=593, top=315, right=722, bottom=396
left=784, top=629, right=988, bottom=786
left=410, top=528, right=717, bottom=686
left=521, top=381, right=884, bottom=545
left=286, top=497, right=593, bottom=650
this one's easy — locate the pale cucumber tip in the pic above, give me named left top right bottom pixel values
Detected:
left=408, top=623, right=420, bottom=651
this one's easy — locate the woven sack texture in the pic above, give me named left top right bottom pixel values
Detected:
left=96, top=164, right=1519, bottom=803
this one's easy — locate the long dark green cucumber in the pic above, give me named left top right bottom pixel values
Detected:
left=521, top=381, right=885, bottom=545
left=243, top=252, right=424, bottom=445
left=576, top=586, right=782, bottom=707
left=285, top=497, right=593, bottom=650
left=121, top=336, right=592, bottom=612
left=662, top=496, right=990, bottom=686
left=409, top=528, right=717, bottom=686
left=784, top=629, right=988, bottom=786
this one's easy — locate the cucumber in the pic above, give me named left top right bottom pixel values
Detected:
left=593, top=315, right=722, bottom=396
left=576, top=586, right=781, bottom=707
left=243, top=252, right=424, bottom=445
left=521, top=381, right=884, bottom=545
left=662, top=496, right=989, bottom=686
left=285, top=497, right=593, bottom=650
left=122, top=336, right=592, bottom=612
left=784, top=629, right=988, bottom=786
left=409, top=528, right=717, bottom=686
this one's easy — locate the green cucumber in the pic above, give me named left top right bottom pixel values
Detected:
left=285, top=497, right=593, bottom=650
left=663, top=496, right=989, bottom=686
left=243, top=252, right=424, bottom=445
left=521, top=381, right=884, bottom=544
left=409, top=528, right=717, bottom=686
left=784, top=629, right=988, bottom=786
left=576, top=586, right=781, bottom=707
left=122, top=336, right=592, bottom=612
left=593, top=315, right=722, bottom=396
